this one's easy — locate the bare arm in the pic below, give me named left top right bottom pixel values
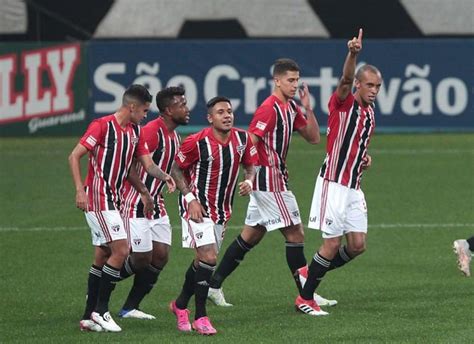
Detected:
left=336, top=28, right=363, bottom=102
left=238, top=163, right=256, bottom=196
left=126, top=161, right=154, bottom=217
left=137, top=154, right=176, bottom=193
left=68, top=143, right=89, bottom=211
left=171, top=161, right=206, bottom=222
left=297, top=82, right=320, bottom=144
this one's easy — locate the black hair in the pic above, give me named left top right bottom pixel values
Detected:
left=206, top=96, right=231, bottom=111
left=273, top=58, right=300, bottom=77
left=122, top=84, right=152, bottom=105
left=155, top=86, right=186, bottom=113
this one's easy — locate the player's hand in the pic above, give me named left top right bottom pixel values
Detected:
left=164, top=174, right=176, bottom=193
left=238, top=180, right=253, bottom=196
left=76, top=188, right=88, bottom=211
left=362, top=154, right=372, bottom=170
left=188, top=200, right=206, bottom=223
left=140, top=190, right=154, bottom=218
left=298, top=82, right=312, bottom=111
left=348, top=28, right=363, bottom=54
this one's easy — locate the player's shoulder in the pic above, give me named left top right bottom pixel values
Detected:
left=258, top=95, right=278, bottom=110
left=329, top=91, right=355, bottom=111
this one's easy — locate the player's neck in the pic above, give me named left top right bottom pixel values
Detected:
left=273, top=89, right=290, bottom=104
left=161, top=115, right=177, bottom=132
left=114, top=109, right=131, bottom=128
left=211, top=127, right=231, bottom=144
left=354, top=92, right=370, bottom=108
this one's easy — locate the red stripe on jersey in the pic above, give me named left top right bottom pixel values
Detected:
left=96, top=211, right=112, bottom=242
left=121, top=118, right=180, bottom=219
left=274, top=192, right=292, bottom=227
left=320, top=93, right=375, bottom=189
left=81, top=115, right=144, bottom=211
left=249, top=96, right=307, bottom=192
left=176, top=127, right=256, bottom=225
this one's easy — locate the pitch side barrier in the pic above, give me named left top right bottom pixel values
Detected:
left=0, top=40, right=472, bottom=136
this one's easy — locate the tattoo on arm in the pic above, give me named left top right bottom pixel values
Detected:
left=171, top=162, right=191, bottom=195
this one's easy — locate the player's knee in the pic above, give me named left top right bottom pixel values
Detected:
left=348, top=242, right=366, bottom=257
left=151, top=250, right=169, bottom=269
left=132, top=252, right=153, bottom=269
left=241, top=225, right=265, bottom=246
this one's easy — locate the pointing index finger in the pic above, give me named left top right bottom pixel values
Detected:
left=358, top=28, right=363, bottom=41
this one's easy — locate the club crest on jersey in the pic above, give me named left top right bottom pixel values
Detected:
left=111, top=224, right=121, bottom=232
left=325, top=218, right=333, bottom=226
left=207, top=155, right=214, bottom=163
left=196, top=232, right=203, bottom=239
left=236, top=144, right=246, bottom=155
left=134, top=238, right=141, bottom=246
left=131, top=136, right=139, bottom=145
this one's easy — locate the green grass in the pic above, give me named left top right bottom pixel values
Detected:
left=1, top=134, right=473, bottom=343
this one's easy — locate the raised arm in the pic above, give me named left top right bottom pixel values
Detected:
left=171, top=161, right=206, bottom=222
left=336, top=28, right=363, bottom=102
left=68, top=143, right=89, bottom=211
left=297, top=82, right=320, bottom=144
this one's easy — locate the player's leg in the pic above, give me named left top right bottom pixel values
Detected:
left=80, top=245, right=110, bottom=332
left=453, top=235, right=473, bottom=277
left=281, top=223, right=306, bottom=290
left=89, top=211, right=129, bottom=332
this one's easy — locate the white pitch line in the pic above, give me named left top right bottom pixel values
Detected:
left=1, top=223, right=473, bottom=232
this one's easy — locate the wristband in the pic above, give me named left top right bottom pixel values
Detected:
left=184, top=192, right=196, bottom=203
left=243, top=179, right=253, bottom=189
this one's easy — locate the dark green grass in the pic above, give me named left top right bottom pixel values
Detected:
left=1, top=134, right=473, bottom=343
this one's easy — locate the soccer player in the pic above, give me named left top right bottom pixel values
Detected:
left=69, top=85, right=175, bottom=332
left=208, top=58, right=333, bottom=308
left=118, top=87, right=190, bottom=320
left=295, top=29, right=382, bottom=316
left=169, top=96, right=257, bottom=335
left=453, top=236, right=473, bottom=277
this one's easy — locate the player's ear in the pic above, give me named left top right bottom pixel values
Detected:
left=207, top=113, right=213, bottom=124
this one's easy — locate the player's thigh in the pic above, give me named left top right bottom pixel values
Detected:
left=182, top=217, right=224, bottom=252
left=126, top=217, right=153, bottom=253
left=85, top=210, right=127, bottom=246
left=246, top=191, right=301, bottom=231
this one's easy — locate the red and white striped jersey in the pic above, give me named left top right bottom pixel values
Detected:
left=175, top=127, right=258, bottom=225
left=249, top=95, right=307, bottom=192
left=121, top=117, right=180, bottom=219
left=319, top=92, right=376, bottom=189
left=79, top=114, right=149, bottom=211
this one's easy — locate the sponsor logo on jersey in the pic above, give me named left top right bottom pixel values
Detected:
left=177, top=151, right=186, bottom=162
left=86, top=135, right=97, bottom=147
left=250, top=146, right=257, bottom=156
left=256, top=120, right=266, bottom=131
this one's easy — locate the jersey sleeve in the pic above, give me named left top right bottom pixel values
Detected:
left=328, top=91, right=355, bottom=114
left=293, top=104, right=308, bottom=131
left=135, top=127, right=151, bottom=157
left=174, top=134, right=199, bottom=170
left=141, top=125, right=159, bottom=153
left=79, top=120, right=104, bottom=151
left=242, top=133, right=259, bottom=165
left=248, top=104, right=275, bottom=138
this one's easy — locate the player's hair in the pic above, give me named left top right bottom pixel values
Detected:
left=122, top=84, right=152, bottom=106
left=206, top=96, right=231, bottom=112
left=355, top=64, right=381, bottom=80
left=273, top=58, right=300, bottom=76
left=155, top=86, right=185, bottom=113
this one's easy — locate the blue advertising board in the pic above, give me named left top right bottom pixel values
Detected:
left=88, top=39, right=473, bottom=132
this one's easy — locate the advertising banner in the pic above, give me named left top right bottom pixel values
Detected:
left=87, top=39, right=472, bottom=132
left=0, top=42, right=88, bottom=136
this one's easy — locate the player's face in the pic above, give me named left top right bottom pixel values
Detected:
left=355, top=71, right=382, bottom=106
left=130, top=102, right=151, bottom=124
left=168, top=95, right=190, bottom=125
left=275, top=70, right=300, bottom=99
left=208, top=101, right=234, bottom=133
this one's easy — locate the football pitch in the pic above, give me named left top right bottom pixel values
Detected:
left=1, top=133, right=473, bottom=343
